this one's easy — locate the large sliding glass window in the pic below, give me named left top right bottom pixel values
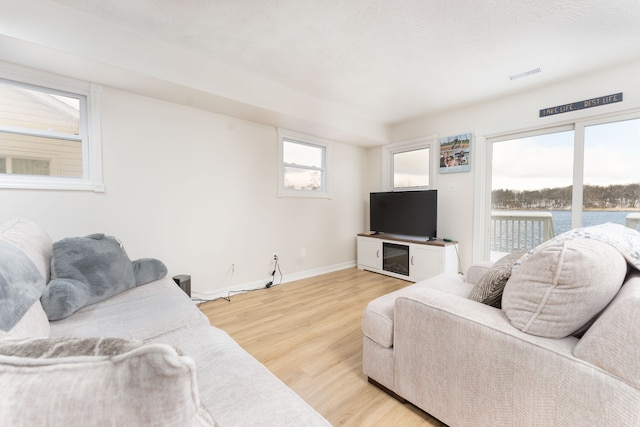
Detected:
left=582, top=118, right=640, bottom=232
left=485, top=114, right=640, bottom=260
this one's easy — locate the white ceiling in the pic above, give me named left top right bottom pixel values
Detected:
left=11, top=0, right=640, bottom=143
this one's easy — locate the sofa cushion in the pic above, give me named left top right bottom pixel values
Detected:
left=502, top=238, right=626, bottom=338
left=49, top=277, right=209, bottom=340
left=468, top=251, right=525, bottom=308
left=362, top=273, right=473, bottom=348
left=573, top=271, right=640, bottom=388
left=0, top=240, right=47, bottom=334
left=155, top=325, right=331, bottom=427
left=0, top=336, right=216, bottom=427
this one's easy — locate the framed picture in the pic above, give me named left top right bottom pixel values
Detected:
left=439, top=133, right=471, bottom=173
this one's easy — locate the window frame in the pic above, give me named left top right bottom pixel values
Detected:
left=0, top=62, right=103, bottom=192
left=277, top=128, right=330, bottom=198
left=474, top=107, right=640, bottom=262
left=382, top=136, right=437, bottom=191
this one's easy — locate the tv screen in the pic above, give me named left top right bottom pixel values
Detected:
left=369, top=190, right=437, bottom=239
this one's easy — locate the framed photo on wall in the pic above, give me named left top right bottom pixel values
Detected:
left=439, top=133, right=471, bottom=173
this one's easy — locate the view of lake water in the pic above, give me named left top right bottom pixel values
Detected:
left=551, top=210, right=639, bottom=235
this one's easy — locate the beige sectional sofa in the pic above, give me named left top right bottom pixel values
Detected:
left=0, top=218, right=331, bottom=427
left=363, top=224, right=640, bottom=426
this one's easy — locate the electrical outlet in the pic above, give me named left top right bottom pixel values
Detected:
left=273, top=252, right=278, bottom=260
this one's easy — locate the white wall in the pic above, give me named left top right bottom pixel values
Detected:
left=1, top=87, right=368, bottom=297
left=384, top=59, right=640, bottom=272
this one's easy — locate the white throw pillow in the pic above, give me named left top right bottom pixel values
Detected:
left=6, top=302, right=50, bottom=338
left=0, top=337, right=216, bottom=427
left=502, top=238, right=627, bottom=338
left=0, top=218, right=52, bottom=337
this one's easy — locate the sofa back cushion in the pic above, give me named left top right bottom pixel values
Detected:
left=502, top=238, right=626, bottom=338
left=573, top=271, right=640, bottom=388
left=0, top=337, right=217, bottom=427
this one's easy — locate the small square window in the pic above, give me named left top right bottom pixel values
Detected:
left=393, top=148, right=430, bottom=188
left=0, top=65, right=103, bottom=191
left=278, top=129, right=330, bottom=198
left=383, top=138, right=434, bottom=191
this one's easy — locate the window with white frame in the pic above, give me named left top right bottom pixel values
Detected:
left=0, top=65, right=103, bottom=191
left=278, top=129, right=329, bottom=198
left=382, top=137, right=435, bottom=191
left=481, top=111, right=640, bottom=261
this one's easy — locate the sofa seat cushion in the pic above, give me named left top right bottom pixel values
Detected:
left=49, top=277, right=208, bottom=340
left=0, top=336, right=215, bottom=427
left=153, top=324, right=331, bottom=427
left=502, top=238, right=627, bottom=338
left=362, top=273, right=472, bottom=348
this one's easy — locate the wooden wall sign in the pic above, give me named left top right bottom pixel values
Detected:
left=539, top=92, right=623, bottom=117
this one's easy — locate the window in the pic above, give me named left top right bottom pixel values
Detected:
left=382, top=137, right=435, bottom=190
left=0, top=64, right=103, bottom=191
left=278, top=129, right=329, bottom=198
left=482, top=112, right=640, bottom=260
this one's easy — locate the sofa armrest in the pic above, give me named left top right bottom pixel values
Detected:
left=574, top=271, right=640, bottom=388
left=464, top=261, right=493, bottom=285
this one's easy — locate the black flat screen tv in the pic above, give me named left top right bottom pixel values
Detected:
left=369, top=190, right=437, bottom=239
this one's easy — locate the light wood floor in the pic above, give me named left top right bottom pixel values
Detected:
left=198, top=267, right=446, bottom=427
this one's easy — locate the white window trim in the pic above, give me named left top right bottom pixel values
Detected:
left=277, top=128, right=331, bottom=199
left=0, top=62, right=104, bottom=192
left=382, top=135, right=437, bottom=191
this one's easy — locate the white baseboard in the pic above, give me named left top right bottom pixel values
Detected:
left=191, top=261, right=356, bottom=302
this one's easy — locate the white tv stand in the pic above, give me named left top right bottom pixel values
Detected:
left=357, top=233, right=459, bottom=282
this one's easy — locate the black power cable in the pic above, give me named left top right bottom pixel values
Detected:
left=266, top=254, right=280, bottom=288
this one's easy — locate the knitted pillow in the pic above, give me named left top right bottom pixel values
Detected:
left=468, top=250, right=526, bottom=308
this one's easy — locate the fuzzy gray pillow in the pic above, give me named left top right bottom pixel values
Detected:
left=41, top=234, right=167, bottom=321
left=0, top=336, right=143, bottom=358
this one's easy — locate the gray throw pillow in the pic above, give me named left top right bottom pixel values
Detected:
left=468, top=251, right=526, bottom=308
left=41, top=234, right=167, bottom=321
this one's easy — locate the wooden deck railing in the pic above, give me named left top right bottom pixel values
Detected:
left=490, top=211, right=640, bottom=257
left=626, top=213, right=640, bottom=231
left=490, top=210, right=555, bottom=253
